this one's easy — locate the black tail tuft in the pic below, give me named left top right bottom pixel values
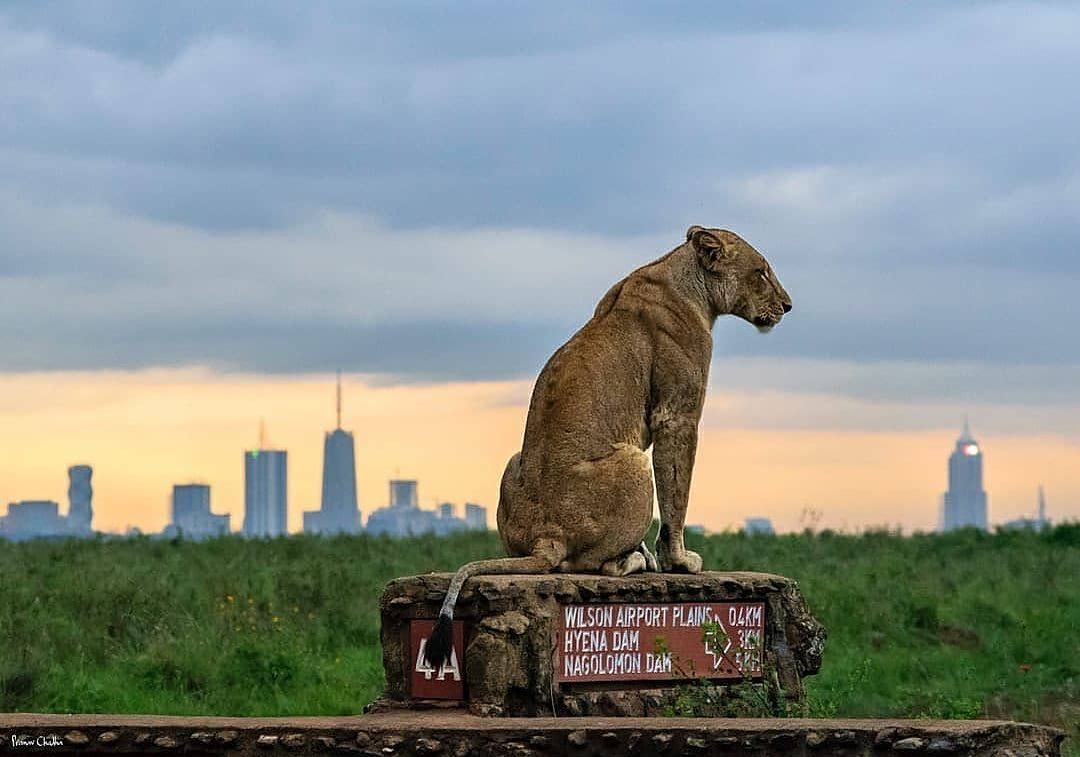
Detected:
left=423, top=614, right=454, bottom=671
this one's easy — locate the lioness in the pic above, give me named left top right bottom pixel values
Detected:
left=425, top=226, right=791, bottom=668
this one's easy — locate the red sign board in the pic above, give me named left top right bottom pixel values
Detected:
left=556, top=602, right=765, bottom=683
left=409, top=619, right=466, bottom=700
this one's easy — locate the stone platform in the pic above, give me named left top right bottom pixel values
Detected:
left=377, top=571, right=826, bottom=717
left=0, top=712, right=1065, bottom=755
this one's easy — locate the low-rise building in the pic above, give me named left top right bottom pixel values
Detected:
left=744, top=517, right=775, bottom=535
left=0, top=500, right=70, bottom=541
left=163, top=484, right=230, bottom=540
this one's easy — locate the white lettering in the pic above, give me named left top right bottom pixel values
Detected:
left=645, top=652, right=672, bottom=673
left=565, top=605, right=584, bottom=628
left=612, top=629, right=640, bottom=651
left=415, top=638, right=462, bottom=681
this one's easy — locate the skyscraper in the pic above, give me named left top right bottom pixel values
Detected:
left=67, top=464, right=93, bottom=535
left=243, top=428, right=288, bottom=537
left=304, top=373, right=361, bottom=534
left=941, top=419, right=988, bottom=531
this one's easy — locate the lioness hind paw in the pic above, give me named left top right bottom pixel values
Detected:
left=638, top=541, right=660, bottom=572
left=601, top=551, right=648, bottom=577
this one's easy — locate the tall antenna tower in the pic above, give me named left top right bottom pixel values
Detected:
left=336, top=369, right=342, bottom=429
left=1038, top=485, right=1046, bottom=525
left=259, top=418, right=267, bottom=449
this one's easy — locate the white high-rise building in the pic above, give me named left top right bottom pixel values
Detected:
left=244, top=444, right=288, bottom=537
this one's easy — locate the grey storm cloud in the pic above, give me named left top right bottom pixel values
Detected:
left=1, top=1, right=1079, bottom=409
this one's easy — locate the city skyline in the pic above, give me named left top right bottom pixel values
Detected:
left=2, top=372, right=1072, bottom=536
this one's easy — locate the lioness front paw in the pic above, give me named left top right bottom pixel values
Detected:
left=658, top=549, right=703, bottom=574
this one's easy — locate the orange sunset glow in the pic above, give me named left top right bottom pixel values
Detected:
left=2, top=369, right=1076, bottom=535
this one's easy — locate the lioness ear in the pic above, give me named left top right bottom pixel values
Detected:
left=686, top=225, right=732, bottom=271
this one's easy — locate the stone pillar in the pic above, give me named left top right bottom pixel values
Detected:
left=376, top=571, right=826, bottom=717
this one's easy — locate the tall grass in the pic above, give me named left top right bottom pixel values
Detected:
left=1, top=526, right=1076, bottom=748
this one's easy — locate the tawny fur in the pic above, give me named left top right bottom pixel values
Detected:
left=425, top=226, right=792, bottom=669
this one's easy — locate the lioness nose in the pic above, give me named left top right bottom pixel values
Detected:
left=783, top=301, right=793, bottom=313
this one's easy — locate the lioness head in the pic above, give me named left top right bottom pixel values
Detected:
left=686, top=225, right=792, bottom=332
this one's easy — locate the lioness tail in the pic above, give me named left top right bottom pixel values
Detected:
left=424, top=550, right=563, bottom=671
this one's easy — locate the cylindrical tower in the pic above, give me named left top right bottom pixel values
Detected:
left=67, top=464, right=94, bottom=535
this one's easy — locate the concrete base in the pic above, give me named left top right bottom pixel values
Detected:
left=379, top=571, right=827, bottom=717
left=0, top=712, right=1065, bottom=756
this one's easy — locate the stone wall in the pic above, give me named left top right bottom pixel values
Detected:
left=378, top=571, right=825, bottom=717
left=0, top=712, right=1064, bottom=756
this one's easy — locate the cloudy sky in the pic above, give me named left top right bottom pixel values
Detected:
left=2, top=2, right=1078, bottom=534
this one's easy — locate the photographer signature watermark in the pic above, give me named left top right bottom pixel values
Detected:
left=10, top=734, right=65, bottom=749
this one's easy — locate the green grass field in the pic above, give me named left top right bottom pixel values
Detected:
left=1, top=526, right=1076, bottom=751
